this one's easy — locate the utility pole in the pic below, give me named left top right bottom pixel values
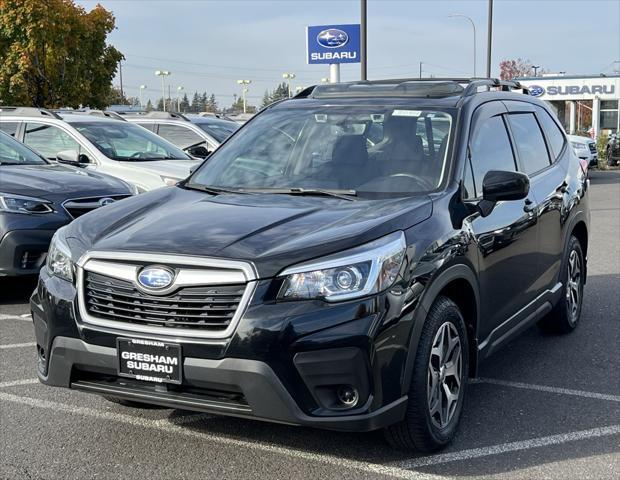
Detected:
left=486, top=0, right=493, bottom=78
left=177, top=86, right=184, bottom=112
left=237, top=80, right=251, bottom=114
left=419, top=61, right=423, bottom=78
left=448, top=14, right=476, bottom=77
left=168, top=85, right=171, bottom=111
left=361, top=0, right=367, bottom=80
left=139, top=85, right=146, bottom=108
left=154, top=70, right=171, bottom=111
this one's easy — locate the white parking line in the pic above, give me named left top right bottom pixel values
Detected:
left=473, top=377, right=620, bottom=403
left=0, top=314, right=32, bottom=322
left=0, top=378, right=38, bottom=388
left=0, top=342, right=36, bottom=350
left=391, top=425, right=620, bottom=469
left=0, top=390, right=444, bottom=480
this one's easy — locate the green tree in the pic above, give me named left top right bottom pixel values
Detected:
left=0, top=0, right=123, bottom=108
left=179, top=93, right=190, bottom=112
left=145, top=99, right=153, bottom=112
left=156, top=97, right=164, bottom=111
left=190, top=91, right=200, bottom=112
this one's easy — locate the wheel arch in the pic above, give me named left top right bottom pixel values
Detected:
left=402, top=263, right=481, bottom=395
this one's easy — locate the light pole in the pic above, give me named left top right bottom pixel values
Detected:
left=532, top=65, right=540, bottom=77
left=282, top=73, right=296, bottom=97
left=486, top=0, right=493, bottom=78
left=361, top=0, right=367, bottom=80
left=237, top=80, right=251, bottom=114
left=139, top=85, right=147, bottom=108
left=449, top=14, right=476, bottom=77
left=177, top=86, right=184, bottom=112
left=154, top=70, right=171, bottom=111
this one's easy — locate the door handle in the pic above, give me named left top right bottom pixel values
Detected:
left=523, top=198, right=536, bottom=213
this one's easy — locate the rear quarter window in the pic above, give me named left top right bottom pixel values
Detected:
left=535, top=106, right=566, bottom=161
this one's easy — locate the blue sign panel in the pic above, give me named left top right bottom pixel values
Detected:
left=306, top=24, right=360, bottom=65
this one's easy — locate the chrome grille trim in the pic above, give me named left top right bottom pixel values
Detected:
left=76, top=251, right=257, bottom=339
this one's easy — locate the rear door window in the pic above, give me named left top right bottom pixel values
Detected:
left=535, top=107, right=566, bottom=161
left=507, top=113, right=551, bottom=175
left=157, top=124, right=204, bottom=149
left=24, top=122, right=81, bottom=160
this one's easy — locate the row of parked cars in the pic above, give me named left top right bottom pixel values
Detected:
left=0, top=107, right=239, bottom=277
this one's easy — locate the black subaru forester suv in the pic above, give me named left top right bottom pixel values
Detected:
left=31, top=79, right=589, bottom=452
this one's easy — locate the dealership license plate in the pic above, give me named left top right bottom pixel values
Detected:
left=117, top=338, right=182, bottom=384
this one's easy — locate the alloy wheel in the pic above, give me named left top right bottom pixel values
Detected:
left=566, top=249, right=582, bottom=324
left=427, top=322, right=462, bottom=429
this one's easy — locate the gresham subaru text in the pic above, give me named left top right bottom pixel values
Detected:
left=31, top=78, right=590, bottom=452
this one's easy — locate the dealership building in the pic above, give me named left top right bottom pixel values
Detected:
left=517, top=74, right=619, bottom=137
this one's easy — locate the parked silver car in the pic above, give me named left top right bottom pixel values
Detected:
left=0, top=107, right=199, bottom=191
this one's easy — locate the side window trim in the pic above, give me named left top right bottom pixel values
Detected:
left=534, top=108, right=567, bottom=163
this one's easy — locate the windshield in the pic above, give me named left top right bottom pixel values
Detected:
left=196, top=120, right=239, bottom=143
left=189, top=106, right=454, bottom=197
left=0, top=133, right=47, bottom=166
left=71, top=121, right=191, bottom=161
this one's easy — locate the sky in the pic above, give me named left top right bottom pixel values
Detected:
left=76, top=0, right=620, bottom=108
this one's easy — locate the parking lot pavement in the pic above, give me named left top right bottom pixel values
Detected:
left=1, top=171, right=619, bottom=479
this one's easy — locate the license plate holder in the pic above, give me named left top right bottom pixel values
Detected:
left=117, top=338, right=182, bottom=384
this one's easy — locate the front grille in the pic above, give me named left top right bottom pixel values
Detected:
left=63, top=195, right=131, bottom=219
left=588, top=143, right=597, bottom=154
left=84, top=271, right=245, bottom=332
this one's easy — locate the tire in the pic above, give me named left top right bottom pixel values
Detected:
left=384, top=296, right=469, bottom=452
left=103, top=396, right=167, bottom=409
left=538, top=235, right=585, bottom=334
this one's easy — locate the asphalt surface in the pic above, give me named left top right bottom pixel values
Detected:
left=1, top=171, right=619, bottom=479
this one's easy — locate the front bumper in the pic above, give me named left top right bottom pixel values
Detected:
left=31, top=266, right=415, bottom=432
left=38, top=335, right=407, bottom=431
left=0, top=229, right=56, bottom=276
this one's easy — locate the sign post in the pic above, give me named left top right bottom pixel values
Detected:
left=306, top=24, right=361, bottom=83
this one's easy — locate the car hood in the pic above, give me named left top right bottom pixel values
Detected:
left=0, top=163, right=130, bottom=202
left=121, top=160, right=199, bottom=180
left=68, top=186, right=432, bottom=277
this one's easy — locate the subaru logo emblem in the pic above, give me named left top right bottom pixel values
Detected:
left=317, top=28, right=348, bottom=48
left=138, top=266, right=174, bottom=289
left=99, top=197, right=115, bottom=207
left=529, top=85, right=545, bottom=97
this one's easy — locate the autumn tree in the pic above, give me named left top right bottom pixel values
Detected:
left=499, top=58, right=546, bottom=80
left=0, top=0, right=123, bottom=108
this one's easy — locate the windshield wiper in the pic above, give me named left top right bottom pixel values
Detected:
left=250, top=187, right=358, bottom=201
left=183, top=183, right=248, bottom=195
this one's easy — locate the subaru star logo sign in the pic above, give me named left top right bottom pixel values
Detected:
left=317, top=28, right=348, bottom=48
left=529, top=85, right=545, bottom=97
left=306, top=24, right=361, bottom=65
left=98, top=197, right=115, bottom=207
left=138, top=266, right=174, bottom=290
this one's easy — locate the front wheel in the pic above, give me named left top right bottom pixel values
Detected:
left=384, top=296, right=468, bottom=452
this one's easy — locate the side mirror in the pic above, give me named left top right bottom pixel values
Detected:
left=477, top=170, right=530, bottom=217
left=482, top=170, right=530, bottom=202
left=186, top=145, right=211, bottom=159
left=57, top=150, right=90, bottom=167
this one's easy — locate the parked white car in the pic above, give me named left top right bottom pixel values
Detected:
left=0, top=108, right=199, bottom=192
left=567, top=134, right=598, bottom=168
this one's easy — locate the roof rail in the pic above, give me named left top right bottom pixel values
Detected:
left=127, top=111, right=190, bottom=121
left=66, top=109, right=127, bottom=121
left=462, top=78, right=530, bottom=96
left=293, top=78, right=530, bottom=100
left=0, top=106, right=62, bottom=119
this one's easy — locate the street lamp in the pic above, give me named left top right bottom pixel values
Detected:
left=177, top=86, right=184, bottom=112
left=532, top=65, right=541, bottom=77
left=448, top=14, right=477, bottom=77
left=154, top=70, right=171, bottom=111
left=237, top=80, right=251, bottom=114
left=139, top=85, right=147, bottom=108
left=282, top=73, right=296, bottom=97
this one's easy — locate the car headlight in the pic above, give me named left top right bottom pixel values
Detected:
left=0, top=193, right=53, bottom=214
left=161, top=176, right=182, bottom=186
left=278, top=231, right=406, bottom=302
left=46, top=227, right=73, bottom=282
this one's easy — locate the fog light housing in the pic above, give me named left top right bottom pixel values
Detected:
left=336, top=385, right=359, bottom=408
